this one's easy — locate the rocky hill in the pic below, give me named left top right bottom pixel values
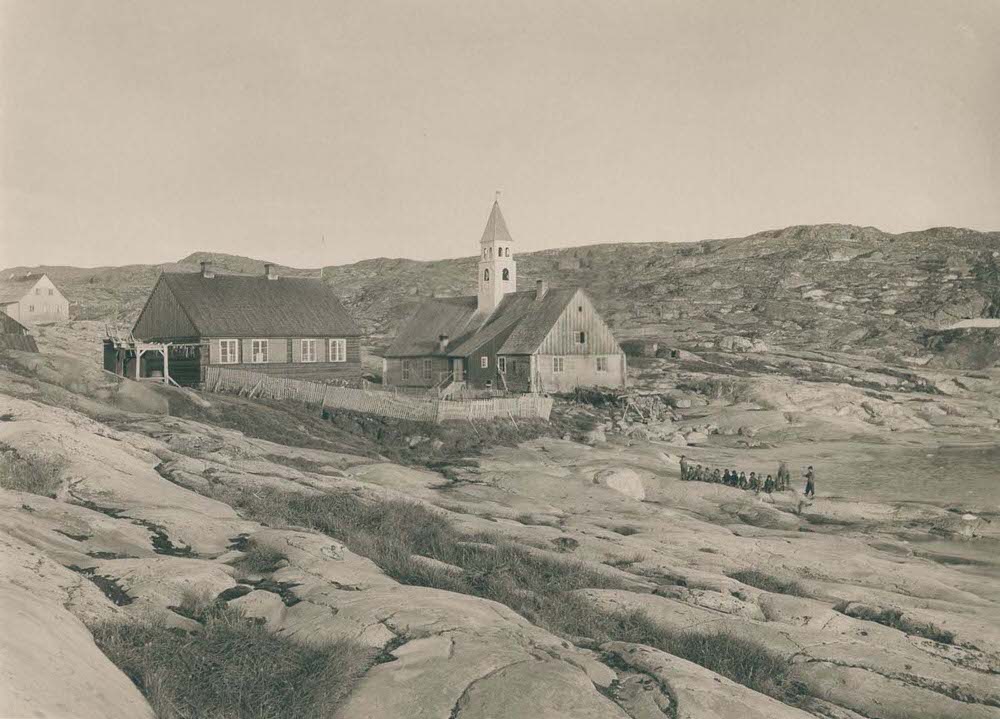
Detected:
left=5, top=224, right=999, bottom=364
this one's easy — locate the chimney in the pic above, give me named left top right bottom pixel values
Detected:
left=200, top=261, right=215, bottom=279
left=264, top=263, right=278, bottom=280
left=438, top=334, right=449, bottom=352
left=535, top=279, right=548, bottom=300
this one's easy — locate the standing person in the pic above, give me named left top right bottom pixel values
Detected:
left=723, top=469, right=732, bottom=485
left=712, top=468, right=722, bottom=484
left=803, top=466, right=816, bottom=498
left=680, top=455, right=689, bottom=481
left=764, top=474, right=775, bottom=493
left=777, top=461, right=790, bottom=491
left=749, top=472, right=759, bottom=492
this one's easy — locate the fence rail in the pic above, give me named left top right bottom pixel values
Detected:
left=203, top=366, right=552, bottom=423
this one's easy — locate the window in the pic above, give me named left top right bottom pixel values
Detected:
left=498, top=356, right=507, bottom=373
left=578, top=306, right=583, bottom=312
left=219, top=339, right=238, bottom=364
left=480, top=356, right=489, bottom=369
left=402, top=360, right=412, bottom=380
left=553, top=356, right=565, bottom=373
left=301, top=339, right=317, bottom=363
left=577, top=331, right=586, bottom=344
left=28, top=305, right=34, bottom=312
left=422, top=358, right=433, bottom=380
left=329, top=338, right=347, bottom=362
left=48, top=289, right=53, bottom=295
left=505, top=247, right=510, bottom=257
left=251, top=339, right=268, bottom=363
left=502, top=268, right=510, bottom=281
left=596, top=357, right=608, bottom=372
left=34, top=288, right=40, bottom=295
left=483, top=269, right=490, bottom=281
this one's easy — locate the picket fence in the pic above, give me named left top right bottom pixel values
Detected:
left=203, top=366, right=552, bottom=423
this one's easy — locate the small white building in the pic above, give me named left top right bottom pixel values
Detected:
left=0, top=273, right=70, bottom=324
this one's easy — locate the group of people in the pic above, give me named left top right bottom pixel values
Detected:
left=679, top=456, right=817, bottom=498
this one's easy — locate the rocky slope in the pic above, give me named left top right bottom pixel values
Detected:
left=5, top=224, right=999, bottom=365
left=2, top=329, right=999, bottom=717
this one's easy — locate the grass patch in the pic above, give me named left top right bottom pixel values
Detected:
left=228, top=539, right=287, bottom=576
left=92, top=601, right=370, bottom=719
left=728, top=569, right=808, bottom=597
left=836, top=603, right=955, bottom=644
left=0, top=443, right=64, bottom=498
left=610, top=525, right=641, bottom=536
left=207, top=484, right=800, bottom=705
left=604, top=553, right=645, bottom=569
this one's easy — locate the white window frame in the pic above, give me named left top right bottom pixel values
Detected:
left=480, top=356, right=489, bottom=369
left=401, top=359, right=412, bottom=381
left=422, top=358, right=433, bottom=380
left=329, top=338, right=347, bottom=363
left=553, top=356, right=565, bottom=373
left=219, top=339, right=238, bottom=364
left=596, top=356, right=608, bottom=372
left=497, top=356, right=507, bottom=373
left=301, top=339, right=317, bottom=363
left=251, top=339, right=269, bottom=364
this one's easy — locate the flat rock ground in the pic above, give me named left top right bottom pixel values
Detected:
left=1, top=328, right=999, bottom=719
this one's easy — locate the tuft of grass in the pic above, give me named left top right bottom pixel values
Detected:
left=610, top=525, right=641, bottom=536
left=836, top=603, right=955, bottom=644
left=604, top=553, right=646, bottom=569
left=205, top=484, right=799, bottom=705
left=228, top=539, right=287, bottom=576
left=0, top=443, right=64, bottom=498
left=92, top=603, right=371, bottom=719
left=728, top=569, right=808, bottom=597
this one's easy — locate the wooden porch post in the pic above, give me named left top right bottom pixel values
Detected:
left=135, top=349, right=144, bottom=380
left=162, top=347, right=170, bottom=385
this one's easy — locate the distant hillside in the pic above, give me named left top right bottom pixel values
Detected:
left=5, top=224, right=999, bottom=361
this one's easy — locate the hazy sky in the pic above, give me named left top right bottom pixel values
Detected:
left=2, top=0, right=998, bottom=269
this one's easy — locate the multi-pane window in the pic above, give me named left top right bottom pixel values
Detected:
left=480, top=356, right=489, bottom=368
left=422, top=359, right=433, bottom=380
left=219, top=339, right=238, bottom=364
left=329, top=338, right=347, bottom=362
left=577, top=331, right=586, bottom=344
left=401, top=360, right=412, bottom=380
left=497, top=357, right=507, bottom=373
left=301, top=339, right=317, bottom=363
left=596, top=357, right=608, bottom=372
left=251, top=339, right=268, bottom=363
left=553, top=356, right=565, bottom=373
left=28, top=305, right=34, bottom=312
left=34, top=288, right=40, bottom=295
left=48, top=289, right=54, bottom=296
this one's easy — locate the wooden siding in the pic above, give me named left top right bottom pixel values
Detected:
left=535, top=353, right=627, bottom=393
left=202, top=335, right=361, bottom=382
left=132, top=278, right=199, bottom=341
left=5, top=276, right=71, bottom=324
left=535, top=289, right=622, bottom=356
left=384, top=356, right=451, bottom=387
left=465, top=321, right=521, bottom=389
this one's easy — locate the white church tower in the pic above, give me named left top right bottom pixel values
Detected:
left=477, top=194, right=517, bottom=315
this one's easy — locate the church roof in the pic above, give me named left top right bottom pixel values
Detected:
left=479, top=200, right=514, bottom=246
left=384, top=287, right=580, bottom=358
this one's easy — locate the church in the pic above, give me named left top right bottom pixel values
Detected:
left=383, top=199, right=627, bottom=394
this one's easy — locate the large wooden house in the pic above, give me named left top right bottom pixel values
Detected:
left=121, top=262, right=363, bottom=386
left=384, top=201, right=627, bottom=393
left=0, top=273, right=70, bottom=324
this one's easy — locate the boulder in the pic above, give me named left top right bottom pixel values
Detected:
left=592, top=468, right=646, bottom=500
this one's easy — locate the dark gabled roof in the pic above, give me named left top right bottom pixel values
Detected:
left=0, top=273, right=46, bottom=304
left=480, top=200, right=514, bottom=246
left=384, top=296, right=480, bottom=357
left=384, top=287, right=580, bottom=358
left=149, top=272, right=361, bottom=338
left=0, top=312, right=30, bottom=335
left=497, top=288, right=578, bottom=354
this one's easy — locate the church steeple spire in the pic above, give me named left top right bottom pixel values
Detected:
left=477, top=196, right=517, bottom=314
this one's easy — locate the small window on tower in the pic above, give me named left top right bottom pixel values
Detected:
left=484, top=269, right=490, bottom=281
left=505, top=247, right=510, bottom=257
left=502, top=268, right=510, bottom=281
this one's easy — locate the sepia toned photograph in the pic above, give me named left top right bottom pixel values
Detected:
left=1, top=1, right=998, bottom=718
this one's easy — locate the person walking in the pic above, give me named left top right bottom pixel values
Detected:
left=680, top=455, right=689, bottom=481
left=803, top=466, right=816, bottom=498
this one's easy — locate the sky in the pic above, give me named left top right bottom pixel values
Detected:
left=1, top=0, right=998, bottom=269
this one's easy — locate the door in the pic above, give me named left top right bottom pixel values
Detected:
left=452, top=358, right=464, bottom=382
